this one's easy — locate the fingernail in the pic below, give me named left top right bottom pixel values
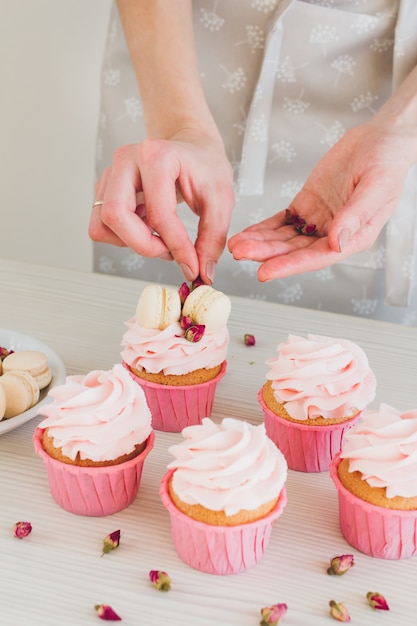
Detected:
left=180, top=263, right=194, bottom=281
left=206, top=260, right=216, bottom=284
left=337, top=228, right=350, bottom=253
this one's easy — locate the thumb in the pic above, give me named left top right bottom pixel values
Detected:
left=328, top=181, right=390, bottom=253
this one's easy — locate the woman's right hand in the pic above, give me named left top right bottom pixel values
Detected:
left=89, top=129, right=235, bottom=283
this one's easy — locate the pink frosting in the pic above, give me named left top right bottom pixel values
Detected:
left=167, top=417, right=287, bottom=516
left=121, top=318, right=229, bottom=375
left=266, top=334, right=376, bottom=420
left=341, top=403, right=417, bottom=498
left=37, top=363, right=152, bottom=462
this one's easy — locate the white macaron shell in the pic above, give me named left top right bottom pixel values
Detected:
left=136, top=284, right=181, bottom=330
left=182, top=286, right=231, bottom=334
left=0, top=371, right=40, bottom=418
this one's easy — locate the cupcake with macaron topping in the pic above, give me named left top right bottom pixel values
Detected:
left=122, top=280, right=230, bottom=432
left=159, top=417, right=288, bottom=575
left=331, top=403, right=417, bottom=559
left=258, top=333, right=376, bottom=472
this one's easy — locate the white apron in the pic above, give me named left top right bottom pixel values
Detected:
left=94, top=0, right=417, bottom=325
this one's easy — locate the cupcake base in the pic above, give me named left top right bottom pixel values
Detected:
left=33, top=428, right=155, bottom=516
left=330, top=453, right=417, bottom=559
left=160, top=469, right=287, bottom=575
left=258, top=387, right=360, bottom=472
left=124, top=361, right=227, bottom=432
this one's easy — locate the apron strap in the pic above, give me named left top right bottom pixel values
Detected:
left=238, top=0, right=294, bottom=196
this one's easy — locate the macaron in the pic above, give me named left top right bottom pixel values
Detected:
left=182, top=285, right=231, bottom=334
left=0, top=370, right=40, bottom=418
left=2, top=350, right=52, bottom=390
left=136, top=284, right=182, bottom=330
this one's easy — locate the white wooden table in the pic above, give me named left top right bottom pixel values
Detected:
left=1, top=258, right=416, bottom=626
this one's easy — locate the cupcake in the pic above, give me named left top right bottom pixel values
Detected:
left=331, top=403, right=417, bottom=559
left=258, top=334, right=376, bottom=472
left=122, top=281, right=230, bottom=432
left=159, top=417, right=288, bottom=575
left=33, top=363, right=154, bottom=516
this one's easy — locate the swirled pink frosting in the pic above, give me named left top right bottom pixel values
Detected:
left=266, top=334, right=376, bottom=421
left=37, top=363, right=152, bottom=462
left=341, top=403, right=417, bottom=498
left=167, top=417, right=287, bottom=516
left=121, top=318, right=229, bottom=375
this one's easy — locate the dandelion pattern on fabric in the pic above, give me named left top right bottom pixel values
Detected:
left=94, top=0, right=417, bottom=325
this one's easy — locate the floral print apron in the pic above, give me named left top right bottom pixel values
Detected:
left=94, top=0, right=417, bottom=325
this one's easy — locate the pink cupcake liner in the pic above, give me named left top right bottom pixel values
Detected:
left=123, top=361, right=227, bottom=432
left=258, top=388, right=360, bottom=472
left=159, top=469, right=287, bottom=575
left=330, top=453, right=417, bottom=559
left=33, top=428, right=155, bottom=517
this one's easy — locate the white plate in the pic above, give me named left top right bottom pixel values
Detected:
left=0, top=329, right=66, bottom=435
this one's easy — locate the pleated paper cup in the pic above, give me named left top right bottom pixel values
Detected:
left=33, top=428, right=155, bottom=517
left=124, top=361, right=227, bottom=432
left=159, top=469, right=287, bottom=575
left=258, top=387, right=360, bottom=472
left=330, top=453, right=417, bottom=559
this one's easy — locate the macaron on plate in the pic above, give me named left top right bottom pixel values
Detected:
left=0, top=329, right=66, bottom=435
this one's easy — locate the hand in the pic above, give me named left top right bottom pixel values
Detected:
left=228, top=120, right=415, bottom=281
left=89, top=129, right=235, bottom=283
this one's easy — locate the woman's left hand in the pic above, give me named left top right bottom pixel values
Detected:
left=228, top=119, right=415, bottom=281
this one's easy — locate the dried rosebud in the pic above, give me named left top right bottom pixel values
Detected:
left=178, top=282, right=190, bottom=305
left=13, top=521, right=32, bottom=539
left=327, top=554, right=354, bottom=576
left=101, top=530, right=121, bottom=556
left=367, top=592, right=389, bottom=611
left=304, top=223, right=317, bottom=235
left=260, top=603, right=288, bottom=625
left=149, top=570, right=171, bottom=592
left=244, top=333, right=256, bottom=346
left=0, top=346, right=13, bottom=360
left=329, top=600, right=350, bottom=622
left=184, top=324, right=205, bottom=343
left=180, top=315, right=194, bottom=330
left=95, top=605, right=122, bottom=621
left=191, top=276, right=205, bottom=290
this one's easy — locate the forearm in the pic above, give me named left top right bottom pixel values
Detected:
left=370, top=64, right=417, bottom=163
left=116, top=0, right=221, bottom=142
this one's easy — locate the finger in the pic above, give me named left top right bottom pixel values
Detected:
left=257, top=237, right=343, bottom=281
left=194, top=186, right=235, bottom=284
left=99, top=147, right=172, bottom=259
left=328, top=178, right=398, bottom=253
left=138, top=146, right=199, bottom=279
left=229, top=224, right=303, bottom=259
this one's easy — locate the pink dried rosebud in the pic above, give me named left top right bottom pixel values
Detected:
left=304, top=223, right=317, bottom=235
left=329, top=600, right=350, bottom=622
left=260, top=603, right=288, bottom=625
left=244, top=333, right=256, bottom=346
left=101, top=530, right=121, bottom=556
left=180, top=315, right=194, bottom=330
left=179, top=282, right=190, bottom=305
left=327, top=554, right=354, bottom=576
left=184, top=324, right=205, bottom=343
left=13, top=521, right=32, bottom=539
left=0, top=346, right=13, bottom=360
left=149, top=570, right=171, bottom=592
left=191, top=276, right=205, bottom=290
left=366, top=592, right=389, bottom=611
left=95, top=605, right=122, bottom=621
